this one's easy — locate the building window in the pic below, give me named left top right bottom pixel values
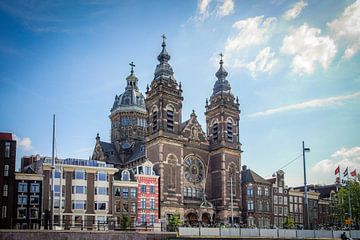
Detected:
left=274, top=195, right=278, bottom=204
left=187, top=188, right=191, bottom=197
left=279, top=196, right=283, bottom=205
left=30, top=183, right=40, bottom=193
left=122, top=202, right=129, bottom=212
left=145, top=166, right=152, bottom=175
left=264, top=187, right=269, bottom=196
left=150, top=214, right=155, bottom=225
left=130, top=188, right=136, bottom=198
left=247, top=200, right=254, bottom=211
left=121, top=170, right=130, bottom=181
left=289, top=196, right=293, bottom=202
left=3, top=184, right=8, bottom=197
left=274, top=206, right=278, bottom=215
left=150, top=199, right=155, bottom=209
left=94, top=202, right=107, bottom=210
left=166, top=108, right=174, bottom=132
left=5, top=142, right=10, bottom=158
left=227, top=120, right=233, bottom=142
left=97, top=171, right=107, bottom=181
left=54, top=170, right=61, bottom=178
left=122, top=188, right=129, bottom=198
left=149, top=185, right=155, bottom=194
left=4, top=165, right=9, bottom=176
left=140, top=213, right=146, bottom=224
left=1, top=206, right=6, bottom=219
left=131, top=202, right=136, bottom=213
left=72, top=186, right=87, bottom=194
left=284, top=197, right=288, bottom=205
left=17, top=208, right=26, bottom=219
left=115, top=201, right=121, bottom=212
left=212, top=123, right=218, bottom=143
left=73, top=170, right=86, bottom=180
left=72, top=200, right=86, bottom=209
left=95, top=187, right=107, bottom=195
left=257, top=186, right=262, bottom=196
left=266, top=200, right=270, bottom=212
left=140, top=198, right=146, bottom=209
left=18, top=182, right=28, bottom=192
left=121, top=116, right=131, bottom=126
left=152, top=110, right=158, bottom=132
left=247, top=186, right=253, bottom=197
left=140, top=185, right=146, bottom=193
left=30, top=196, right=39, bottom=205
left=115, top=187, right=121, bottom=196
left=18, top=195, right=27, bottom=205
left=258, top=199, right=262, bottom=211
left=30, top=208, right=39, bottom=219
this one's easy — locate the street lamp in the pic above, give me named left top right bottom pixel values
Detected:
left=302, top=141, right=310, bottom=229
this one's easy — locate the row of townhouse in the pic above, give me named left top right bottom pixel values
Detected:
left=0, top=132, right=159, bottom=230
left=241, top=165, right=337, bottom=229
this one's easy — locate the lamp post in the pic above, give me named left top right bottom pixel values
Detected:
left=302, top=141, right=310, bottom=229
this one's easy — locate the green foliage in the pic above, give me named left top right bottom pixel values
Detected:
left=335, top=174, right=360, bottom=227
left=168, top=214, right=182, bottom=231
left=283, top=216, right=295, bottom=229
left=120, top=214, right=132, bottom=229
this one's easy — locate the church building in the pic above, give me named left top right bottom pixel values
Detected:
left=92, top=36, right=242, bottom=225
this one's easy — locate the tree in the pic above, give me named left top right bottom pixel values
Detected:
left=283, top=216, right=295, bottom=229
left=168, top=214, right=182, bottom=232
left=335, top=174, right=360, bottom=229
left=120, top=214, right=132, bottom=230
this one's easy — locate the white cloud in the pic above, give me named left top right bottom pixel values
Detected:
left=13, top=135, right=33, bottom=151
left=281, top=23, right=337, bottom=75
left=310, top=146, right=360, bottom=184
left=225, top=16, right=276, bottom=53
left=217, top=0, right=234, bottom=17
left=248, top=91, right=360, bottom=117
left=283, top=0, right=308, bottom=21
left=328, top=0, right=360, bottom=59
left=237, top=47, right=278, bottom=78
left=199, top=0, right=211, bottom=14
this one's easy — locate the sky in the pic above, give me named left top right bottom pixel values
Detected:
left=0, top=0, right=359, bottom=187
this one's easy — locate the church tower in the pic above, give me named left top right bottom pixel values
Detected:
left=110, top=62, right=147, bottom=152
left=145, top=35, right=185, bottom=219
left=205, top=54, right=242, bottom=223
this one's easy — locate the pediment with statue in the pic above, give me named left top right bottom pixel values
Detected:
left=181, top=110, right=208, bottom=144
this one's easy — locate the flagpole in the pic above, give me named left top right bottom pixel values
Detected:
left=347, top=167, right=352, bottom=226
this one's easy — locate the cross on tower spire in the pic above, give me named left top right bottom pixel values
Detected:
left=161, top=34, right=166, bottom=47
left=219, top=53, right=224, bottom=65
left=129, top=61, right=135, bottom=74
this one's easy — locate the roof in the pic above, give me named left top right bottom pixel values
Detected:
left=241, top=168, right=271, bottom=185
left=0, top=132, right=13, bottom=141
left=99, top=141, right=122, bottom=164
left=126, top=142, right=145, bottom=163
left=294, top=184, right=337, bottom=198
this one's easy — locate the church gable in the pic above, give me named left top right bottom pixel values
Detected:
left=181, top=110, right=208, bottom=144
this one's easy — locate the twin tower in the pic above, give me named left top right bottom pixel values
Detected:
left=99, top=36, right=242, bottom=224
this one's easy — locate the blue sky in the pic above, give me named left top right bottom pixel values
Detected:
left=1, top=0, right=359, bottom=186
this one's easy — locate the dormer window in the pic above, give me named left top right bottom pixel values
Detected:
left=121, top=170, right=130, bottom=181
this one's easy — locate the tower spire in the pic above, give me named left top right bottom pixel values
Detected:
left=212, top=53, right=230, bottom=95
left=154, top=34, right=174, bottom=80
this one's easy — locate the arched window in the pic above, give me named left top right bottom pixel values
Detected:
left=121, top=170, right=130, bottom=181
left=166, top=105, right=174, bottom=132
left=212, top=122, right=218, bottom=143
left=227, top=118, right=233, bottom=143
left=152, top=108, right=158, bottom=132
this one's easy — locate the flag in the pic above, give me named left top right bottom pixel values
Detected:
left=351, top=169, right=356, bottom=177
left=335, top=166, right=340, bottom=175
left=343, top=167, right=348, bottom=177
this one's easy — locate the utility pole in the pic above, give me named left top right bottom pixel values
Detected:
left=50, top=114, right=56, bottom=230
left=302, top=141, right=310, bottom=229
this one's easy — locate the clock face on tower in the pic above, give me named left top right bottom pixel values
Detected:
left=184, top=157, right=205, bottom=183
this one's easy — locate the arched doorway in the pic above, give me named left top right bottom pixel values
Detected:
left=186, top=212, right=198, bottom=226
left=202, top=213, right=211, bottom=225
